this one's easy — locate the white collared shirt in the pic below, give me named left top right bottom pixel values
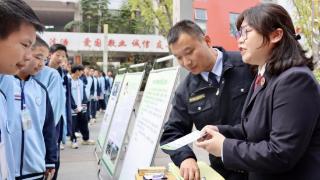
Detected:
left=258, top=63, right=266, bottom=76
left=200, top=48, right=223, bottom=83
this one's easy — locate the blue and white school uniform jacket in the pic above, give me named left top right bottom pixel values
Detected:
left=61, top=70, right=72, bottom=127
left=70, top=79, right=85, bottom=115
left=10, top=76, right=57, bottom=179
left=85, top=76, right=93, bottom=101
left=0, top=75, right=17, bottom=180
left=98, top=76, right=106, bottom=95
left=34, top=66, right=66, bottom=126
left=90, top=77, right=100, bottom=100
left=0, top=90, right=9, bottom=180
left=106, top=77, right=113, bottom=95
left=0, top=90, right=15, bottom=180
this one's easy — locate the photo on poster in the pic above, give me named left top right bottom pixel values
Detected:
left=111, top=82, right=120, bottom=96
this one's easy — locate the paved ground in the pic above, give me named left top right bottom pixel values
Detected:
left=58, top=112, right=102, bottom=180
left=58, top=111, right=209, bottom=180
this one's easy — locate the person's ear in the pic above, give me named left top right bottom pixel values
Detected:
left=270, top=28, right=283, bottom=44
left=204, top=35, right=212, bottom=47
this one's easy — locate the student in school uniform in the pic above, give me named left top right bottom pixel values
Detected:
left=0, top=0, right=44, bottom=179
left=33, top=44, right=67, bottom=180
left=105, top=71, right=113, bottom=106
left=101, top=72, right=110, bottom=106
left=4, top=35, right=57, bottom=180
left=83, top=67, right=93, bottom=124
left=59, top=57, right=72, bottom=150
left=70, top=65, right=95, bottom=149
left=98, top=70, right=107, bottom=112
left=90, top=69, right=100, bottom=123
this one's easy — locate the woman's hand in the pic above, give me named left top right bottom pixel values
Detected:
left=196, top=125, right=225, bottom=157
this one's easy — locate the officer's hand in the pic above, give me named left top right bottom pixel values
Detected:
left=180, top=158, right=200, bottom=180
left=196, top=126, right=225, bottom=157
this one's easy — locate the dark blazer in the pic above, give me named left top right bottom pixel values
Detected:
left=218, top=66, right=320, bottom=180
left=160, top=47, right=254, bottom=179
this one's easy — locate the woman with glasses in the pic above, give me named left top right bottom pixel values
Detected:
left=196, top=3, right=320, bottom=180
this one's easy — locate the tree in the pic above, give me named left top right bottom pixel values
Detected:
left=293, top=0, right=320, bottom=66
left=106, top=4, right=155, bottom=34
left=65, top=0, right=156, bottom=34
left=128, top=0, right=173, bottom=36
left=81, top=0, right=110, bottom=33
left=64, top=0, right=110, bottom=32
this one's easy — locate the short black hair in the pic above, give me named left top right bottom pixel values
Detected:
left=167, top=20, right=205, bottom=45
left=71, top=65, right=84, bottom=74
left=0, top=0, right=44, bottom=39
left=49, top=44, right=67, bottom=54
left=33, top=35, right=49, bottom=49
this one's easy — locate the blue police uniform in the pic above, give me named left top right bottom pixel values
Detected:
left=160, top=48, right=254, bottom=180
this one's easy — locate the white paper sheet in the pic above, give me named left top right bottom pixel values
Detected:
left=160, top=130, right=205, bottom=150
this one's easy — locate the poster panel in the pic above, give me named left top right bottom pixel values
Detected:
left=97, top=74, right=125, bottom=149
left=101, top=71, right=145, bottom=175
left=119, top=67, right=179, bottom=180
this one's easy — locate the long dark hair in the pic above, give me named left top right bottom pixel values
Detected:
left=236, top=3, right=314, bottom=75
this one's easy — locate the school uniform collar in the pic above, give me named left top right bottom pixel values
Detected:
left=14, top=75, right=31, bottom=81
left=200, top=48, right=223, bottom=82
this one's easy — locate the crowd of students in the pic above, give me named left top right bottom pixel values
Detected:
left=0, top=1, right=113, bottom=179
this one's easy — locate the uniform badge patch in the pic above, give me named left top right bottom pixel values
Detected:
left=189, top=94, right=205, bottom=103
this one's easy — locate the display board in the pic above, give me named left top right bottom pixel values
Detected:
left=119, top=66, right=179, bottom=180
left=97, top=73, right=125, bottom=149
left=101, top=71, right=145, bottom=175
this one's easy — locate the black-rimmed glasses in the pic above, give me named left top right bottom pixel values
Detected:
left=235, top=25, right=253, bottom=41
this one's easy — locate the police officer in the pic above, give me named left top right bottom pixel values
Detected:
left=160, top=20, right=254, bottom=180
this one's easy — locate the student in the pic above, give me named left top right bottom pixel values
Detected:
left=33, top=44, right=67, bottom=180
left=90, top=69, right=100, bottom=123
left=105, top=71, right=113, bottom=105
left=107, top=71, right=113, bottom=86
left=70, top=65, right=95, bottom=149
left=60, top=56, right=72, bottom=150
left=196, top=3, right=320, bottom=180
left=5, top=35, right=56, bottom=180
left=160, top=20, right=254, bottom=180
left=82, top=67, right=93, bottom=123
left=101, top=71, right=110, bottom=107
left=98, top=71, right=107, bottom=112
left=0, top=0, right=43, bottom=179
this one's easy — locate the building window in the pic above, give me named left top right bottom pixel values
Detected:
left=195, top=9, right=207, bottom=33
left=229, top=13, right=239, bottom=37
left=195, top=9, right=207, bottom=20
